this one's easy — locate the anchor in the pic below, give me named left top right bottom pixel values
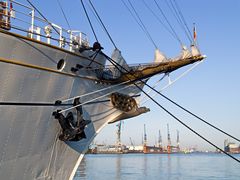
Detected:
left=52, top=98, right=91, bottom=141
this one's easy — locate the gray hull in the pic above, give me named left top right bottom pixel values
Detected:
left=0, top=31, right=141, bottom=180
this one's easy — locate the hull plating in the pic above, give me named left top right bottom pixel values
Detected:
left=0, top=32, right=142, bottom=180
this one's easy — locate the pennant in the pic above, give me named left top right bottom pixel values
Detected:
left=10, top=1, right=15, bottom=18
left=193, top=24, right=197, bottom=41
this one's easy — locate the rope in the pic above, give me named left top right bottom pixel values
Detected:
left=128, top=0, right=158, bottom=49
left=102, top=52, right=240, bottom=164
left=153, top=0, right=183, bottom=47
left=80, top=0, right=98, bottom=42
left=56, top=0, right=72, bottom=30
left=139, top=74, right=167, bottom=102
left=171, top=0, right=193, bottom=43
left=121, top=0, right=158, bottom=49
left=141, top=0, right=182, bottom=46
left=134, top=62, right=240, bottom=143
left=0, top=99, right=116, bottom=107
left=88, top=0, right=117, bottom=49
left=58, top=80, right=144, bottom=113
left=0, top=102, right=71, bottom=106
left=141, top=61, right=202, bottom=104
left=26, top=0, right=60, bottom=36
left=165, top=0, right=192, bottom=44
left=61, top=79, right=131, bottom=103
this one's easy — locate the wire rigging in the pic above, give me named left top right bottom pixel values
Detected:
left=80, top=0, right=98, bottom=42
left=88, top=0, right=117, bottom=49
left=25, top=0, right=240, bottom=163
left=101, top=52, right=240, bottom=164
left=141, top=61, right=202, bottom=104
left=165, top=0, right=192, bottom=43
left=121, top=0, right=158, bottom=49
left=127, top=0, right=158, bottom=49
left=152, top=90, right=240, bottom=143
left=141, top=0, right=182, bottom=46
left=135, top=65, right=240, bottom=143
left=120, top=0, right=146, bottom=36
left=153, top=0, right=183, bottom=47
left=26, top=0, right=60, bottom=36
left=56, top=0, right=72, bottom=30
left=171, top=0, right=193, bottom=43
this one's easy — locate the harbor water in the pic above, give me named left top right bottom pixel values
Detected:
left=74, top=153, right=240, bottom=180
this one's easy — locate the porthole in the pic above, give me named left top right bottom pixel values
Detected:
left=57, top=59, right=66, bottom=71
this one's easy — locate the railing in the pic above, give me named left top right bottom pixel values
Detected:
left=0, top=0, right=89, bottom=52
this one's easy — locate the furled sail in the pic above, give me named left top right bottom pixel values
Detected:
left=154, top=49, right=167, bottom=63
left=111, top=48, right=130, bottom=78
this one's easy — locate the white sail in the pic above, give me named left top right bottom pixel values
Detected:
left=154, top=49, right=167, bottom=63
left=111, top=48, right=129, bottom=77
left=191, top=45, right=201, bottom=56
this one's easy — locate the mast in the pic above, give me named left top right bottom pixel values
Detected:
left=158, top=129, right=162, bottom=148
left=144, top=124, right=147, bottom=146
left=116, top=121, right=122, bottom=151
left=167, top=124, right=171, bottom=153
left=177, top=130, right=180, bottom=151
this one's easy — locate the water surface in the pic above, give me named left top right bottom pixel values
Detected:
left=74, top=153, right=240, bottom=180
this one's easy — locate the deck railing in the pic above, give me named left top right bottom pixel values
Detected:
left=0, top=0, right=89, bottom=52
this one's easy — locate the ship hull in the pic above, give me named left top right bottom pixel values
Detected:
left=0, top=31, right=142, bottom=180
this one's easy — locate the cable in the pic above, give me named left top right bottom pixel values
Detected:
left=171, top=0, right=193, bottom=43
left=141, top=0, right=181, bottom=45
left=58, top=79, right=144, bottom=113
left=165, top=0, right=192, bottom=43
left=61, top=79, right=131, bottom=103
left=102, top=52, right=240, bottom=164
left=0, top=102, right=71, bottom=106
left=56, top=0, right=71, bottom=30
left=121, top=0, right=158, bottom=49
left=152, top=90, right=240, bottom=143
left=153, top=0, right=183, bottom=47
left=80, top=0, right=98, bottom=42
left=26, top=0, right=60, bottom=36
left=88, top=0, right=117, bottom=49
left=124, top=61, right=240, bottom=143
left=127, top=0, right=158, bottom=49
left=141, top=61, right=202, bottom=104
left=0, top=99, right=110, bottom=107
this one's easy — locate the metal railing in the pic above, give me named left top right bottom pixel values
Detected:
left=0, top=0, right=89, bottom=52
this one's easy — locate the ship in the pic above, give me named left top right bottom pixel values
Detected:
left=0, top=0, right=205, bottom=179
left=224, top=139, right=240, bottom=154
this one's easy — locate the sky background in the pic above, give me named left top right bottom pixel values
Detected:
left=33, top=0, right=240, bottom=151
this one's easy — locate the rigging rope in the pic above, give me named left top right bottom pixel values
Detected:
left=58, top=79, right=144, bottom=113
left=61, top=79, right=131, bottom=103
left=80, top=0, right=98, bottom=42
left=141, top=61, right=202, bottom=104
left=153, top=0, right=183, bottom=47
left=139, top=74, right=167, bottom=102
left=22, top=0, right=239, bottom=163
left=88, top=0, right=117, bottom=49
left=171, top=0, right=193, bottom=43
left=127, top=0, right=158, bottom=49
left=121, top=0, right=158, bottom=49
left=56, top=0, right=72, bottom=30
left=129, top=61, right=240, bottom=143
left=141, top=0, right=182, bottom=46
left=102, top=52, right=240, bottom=163
left=26, top=0, right=60, bottom=36
left=164, top=0, right=192, bottom=44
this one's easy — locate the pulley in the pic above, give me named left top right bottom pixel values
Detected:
left=111, top=92, right=137, bottom=112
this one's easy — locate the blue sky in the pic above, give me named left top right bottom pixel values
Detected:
left=35, top=0, right=240, bottom=150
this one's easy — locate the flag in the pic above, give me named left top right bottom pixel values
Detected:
left=10, top=1, right=15, bottom=18
left=193, top=24, right=197, bottom=41
left=10, top=1, right=13, bottom=10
